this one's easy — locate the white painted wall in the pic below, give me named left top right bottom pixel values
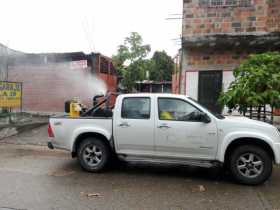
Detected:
left=222, top=71, right=239, bottom=115
left=223, top=71, right=234, bottom=92
left=185, top=71, right=198, bottom=100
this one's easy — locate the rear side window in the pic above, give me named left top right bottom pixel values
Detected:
left=121, top=97, right=150, bottom=119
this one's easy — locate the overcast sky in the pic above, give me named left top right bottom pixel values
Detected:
left=0, top=0, right=182, bottom=57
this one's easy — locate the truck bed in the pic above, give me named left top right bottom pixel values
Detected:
left=49, top=116, right=112, bottom=152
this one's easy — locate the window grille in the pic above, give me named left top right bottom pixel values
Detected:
left=199, top=0, right=251, bottom=7
left=211, top=0, right=224, bottom=6
left=100, top=57, right=109, bottom=74
left=225, top=0, right=237, bottom=6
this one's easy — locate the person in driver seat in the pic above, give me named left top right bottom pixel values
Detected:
left=160, top=111, right=174, bottom=120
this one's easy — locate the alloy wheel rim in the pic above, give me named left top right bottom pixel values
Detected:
left=83, top=145, right=103, bottom=167
left=236, top=153, right=264, bottom=178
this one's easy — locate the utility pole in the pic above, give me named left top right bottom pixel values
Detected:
left=0, top=44, right=9, bottom=81
left=0, top=44, right=9, bottom=114
left=4, top=45, right=9, bottom=81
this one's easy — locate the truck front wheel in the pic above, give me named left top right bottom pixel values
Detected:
left=229, top=145, right=272, bottom=185
left=77, top=137, right=110, bottom=172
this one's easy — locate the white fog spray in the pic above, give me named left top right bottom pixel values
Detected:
left=53, top=62, right=108, bottom=107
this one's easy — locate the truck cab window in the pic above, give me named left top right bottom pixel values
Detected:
left=158, top=98, right=202, bottom=121
left=121, top=97, right=151, bottom=119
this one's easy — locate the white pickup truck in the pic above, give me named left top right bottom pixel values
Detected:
left=48, top=93, right=280, bottom=185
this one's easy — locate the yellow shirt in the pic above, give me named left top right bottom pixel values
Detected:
left=160, top=111, right=173, bottom=120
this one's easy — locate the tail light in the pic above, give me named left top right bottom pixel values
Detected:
left=48, top=123, right=54, bottom=137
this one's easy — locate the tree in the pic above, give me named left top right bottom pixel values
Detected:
left=149, top=51, right=174, bottom=81
left=219, top=52, right=280, bottom=113
left=112, top=32, right=151, bottom=91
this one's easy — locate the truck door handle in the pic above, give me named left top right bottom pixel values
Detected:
left=158, top=124, right=171, bottom=129
left=54, top=121, right=62, bottom=126
left=118, top=122, right=130, bottom=127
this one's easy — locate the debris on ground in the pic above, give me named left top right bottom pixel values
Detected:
left=191, top=185, right=206, bottom=193
left=199, top=185, right=206, bottom=192
left=80, top=192, right=102, bottom=198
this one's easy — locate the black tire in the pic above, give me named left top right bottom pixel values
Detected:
left=229, top=145, right=272, bottom=185
left=77, top=137, right=110, bottom=172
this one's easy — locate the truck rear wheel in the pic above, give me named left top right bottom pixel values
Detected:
left=77, top=137, right=110, bottom=172
left=229, top=145, right=272, bottom=185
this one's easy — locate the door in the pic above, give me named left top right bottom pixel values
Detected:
left=198, top=71, right=223, bottom=114
left=114, top=96, right=155, bottom=156
left=155, top=97, right=218, bottom=160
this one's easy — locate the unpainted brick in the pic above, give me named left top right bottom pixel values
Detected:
left=182, top=0, right=279, bottom=36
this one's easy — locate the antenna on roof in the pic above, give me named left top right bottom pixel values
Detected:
left=82, top=17, right=96, bottom=53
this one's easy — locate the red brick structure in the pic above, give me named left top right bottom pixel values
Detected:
left=268, top=0, right=280, bottom=32
left=180, top=0, right=280, bottom=113
left=7, top=52, right=117, bottom=112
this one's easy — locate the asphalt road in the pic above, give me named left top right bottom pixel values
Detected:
left=0, top=126, right=280, bottom=210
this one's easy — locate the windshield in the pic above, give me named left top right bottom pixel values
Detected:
left=187, top=97, right=225, bottom=120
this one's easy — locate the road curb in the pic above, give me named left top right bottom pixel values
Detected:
left=0, top=122, right=48, bottom=140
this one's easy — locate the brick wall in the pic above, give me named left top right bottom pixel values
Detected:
left=98, top=73, right=117, bottom=93
left=268, top=0, right=280, bottom=32
left=180, top=47, right=253, bottom=94
left=185, top=49, right=248, bottom=67
left=180, top=0, right=280, bottom=113
left=183, top=0, right=269, bottom=37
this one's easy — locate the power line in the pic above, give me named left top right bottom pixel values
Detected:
left=82, top=18, right=95, bottom=53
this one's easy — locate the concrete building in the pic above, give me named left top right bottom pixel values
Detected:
left=0, top=45, right=117, bottom=112
left=179, top=0, right=280, bottom=113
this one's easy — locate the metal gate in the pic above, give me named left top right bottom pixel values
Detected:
left=198, top=71, right=223, bottom=114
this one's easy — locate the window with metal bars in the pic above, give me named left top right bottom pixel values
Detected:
left=238, top=0, right=251, bottom=7
left=100, top=57, right=109, bottom=74
left=199, top=0, right=251, bottom=7
left=211, top=0, right=224, bottom=6
left=225, top=0, right=238, bottom=6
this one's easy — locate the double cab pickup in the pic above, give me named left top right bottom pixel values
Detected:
left=48, top=94, right=280, bottom=185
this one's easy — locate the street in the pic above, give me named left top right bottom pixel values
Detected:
left=0, top=126, right=280, bottom=210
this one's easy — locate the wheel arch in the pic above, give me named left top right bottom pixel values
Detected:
left=223, top=137, right=275, bottom=166
left=72, top=132, right=113, bottom=157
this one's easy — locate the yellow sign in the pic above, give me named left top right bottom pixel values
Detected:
left=0, top=81, right=22, bottom=108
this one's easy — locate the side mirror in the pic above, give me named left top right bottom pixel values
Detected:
left=201, top=113, right=211, bottom=123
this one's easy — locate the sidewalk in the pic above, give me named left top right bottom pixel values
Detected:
left=0, top=124, right=48, bottom=146
left=0, top=112, right=48, bottom=141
